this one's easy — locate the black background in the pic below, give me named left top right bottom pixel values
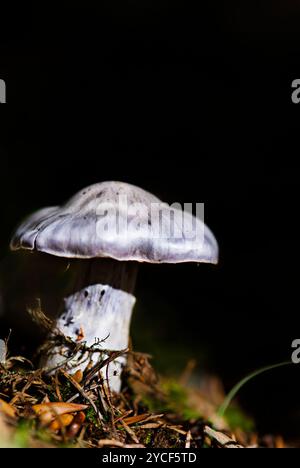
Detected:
left=0, top=1, right=300, bottom=438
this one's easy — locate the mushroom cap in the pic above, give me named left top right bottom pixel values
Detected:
left=10, top=181, right=218, bottom=264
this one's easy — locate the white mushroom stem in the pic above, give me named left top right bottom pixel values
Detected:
left=41, top=259, right=137, bottom=393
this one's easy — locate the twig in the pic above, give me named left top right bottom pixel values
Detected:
left=114, top=410, right=133, bottom=424
left=9, top=370, right=42, bottom=405
left=54, top=372, right=63, bottom=401
left=66, top=393, right=80, bottom=403
left=83, top=349, right=128, bottom=386
left=204, top=426, right=244, bottom=448
left=185, top=430, right=192, bottom=448
left=120, top=419, right=140, bottom=444
left=167, top=425, right=187, bottom=436
left=98, top=439, right=144, bottom=448
left=59, top=369, right=102, bottom=422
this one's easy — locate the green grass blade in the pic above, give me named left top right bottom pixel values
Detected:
left=217, top=361, right=292, bottom=420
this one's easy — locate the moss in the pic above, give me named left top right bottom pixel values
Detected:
left=59, top=380, right=74, bottom=401
left=162, top=380, right=200, bottom=420
left=144, top=430, right=152, bottom=445
left=86, top=406, right=101, bottom=427
left=224, top=406, right=255, bottom=433
left=141, top=379, right=200, bottom=421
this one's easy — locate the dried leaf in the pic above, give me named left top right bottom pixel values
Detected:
left=32, top=402, right=87, bottom=425
left=49, top=414, right=74, bottom=431
left=139, top=422, right=163, bottom=429
left=73, top=370, right=83, bottom=384
left=122, top=413, right=150, bottom=426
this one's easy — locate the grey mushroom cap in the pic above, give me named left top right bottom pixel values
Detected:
left=10, top=181, right=219, bottom=264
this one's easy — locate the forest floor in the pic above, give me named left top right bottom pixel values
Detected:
left=0, top=313, right=288, bottom=449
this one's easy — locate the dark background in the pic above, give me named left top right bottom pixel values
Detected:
left=0, top=1, right=300, bottom=438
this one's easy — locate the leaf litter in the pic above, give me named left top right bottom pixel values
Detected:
left=0, top=305, right=290, bottom=448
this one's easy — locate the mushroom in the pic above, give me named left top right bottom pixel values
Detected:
left=10, top=181, right=218, bottom=391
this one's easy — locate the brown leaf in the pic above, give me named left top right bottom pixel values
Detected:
left=32, top=402, right=87, bottom=425
left=139, top=422, right=163, bottom=429
left=49, top=414, right=74, bottom=432
left=122, top=413, right=150, bottom=426
left=73, top=370, right=83, bottom=384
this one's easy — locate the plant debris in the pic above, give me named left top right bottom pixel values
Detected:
left=0, top=325, right=290, bottom=448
